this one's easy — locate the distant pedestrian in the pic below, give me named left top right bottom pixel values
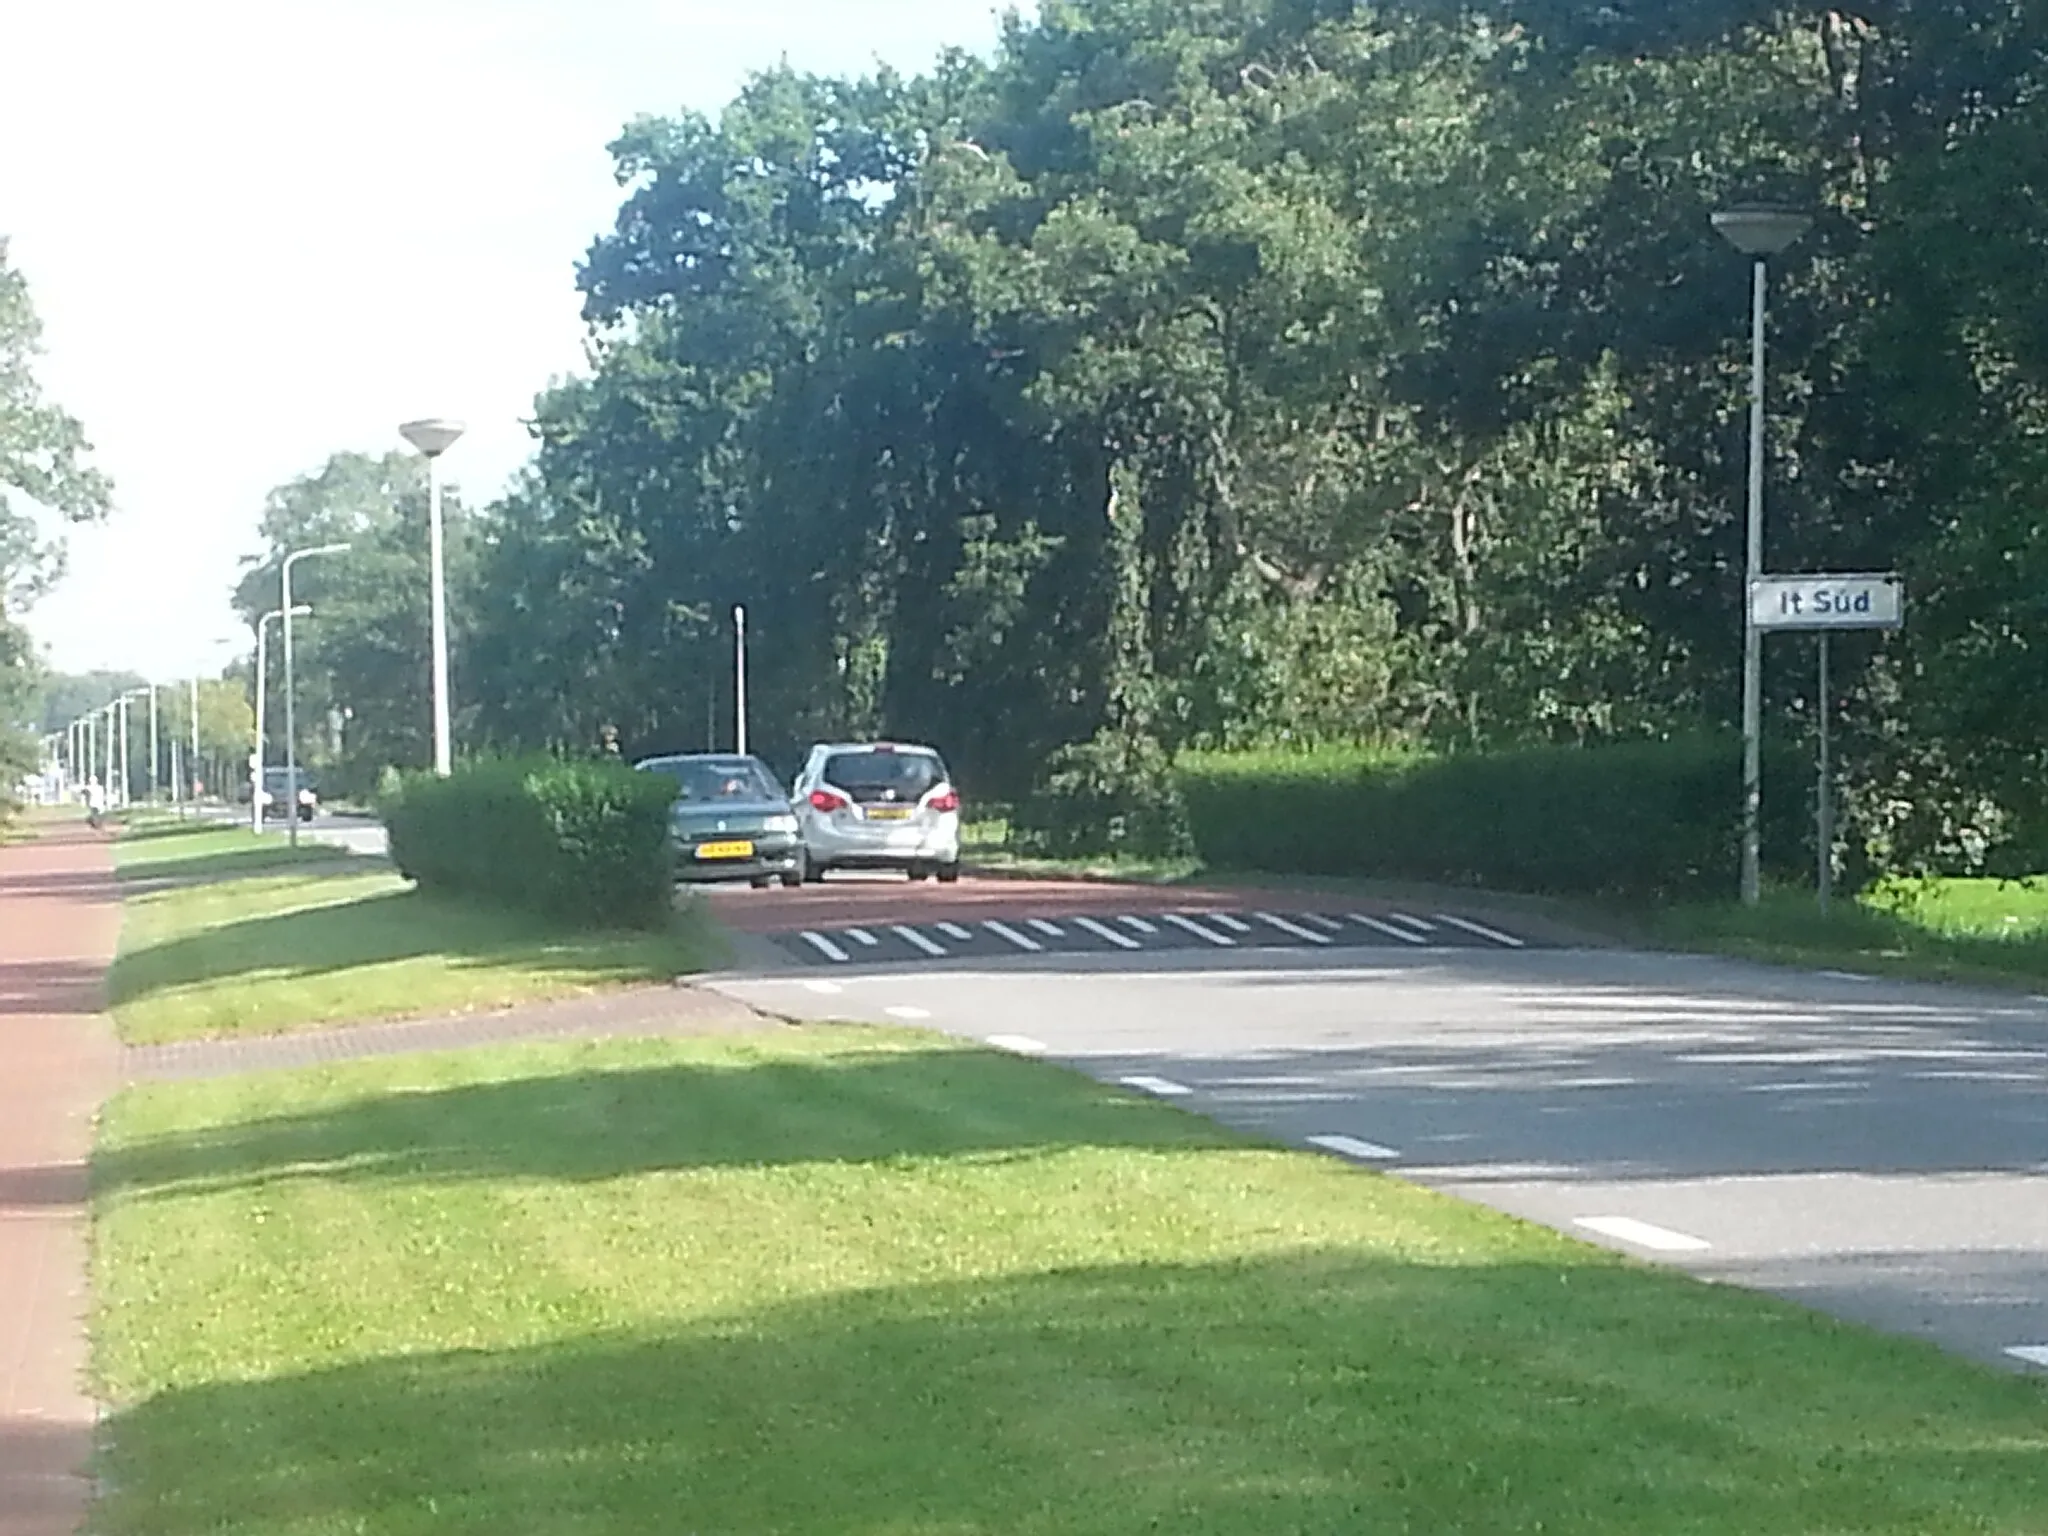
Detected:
left=83, top=776, right=107, bottom=830
left=597, top=724, right=623, bottom=761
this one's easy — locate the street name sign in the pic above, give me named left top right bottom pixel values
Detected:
left=1750, top=572, right=1904, bottom=632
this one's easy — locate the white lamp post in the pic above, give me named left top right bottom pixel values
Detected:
left=251, top=604, right=312, bottom=834
left=1712, top=204, right=1812, bottom=907
left=399, top=418, right=464, bottom=776
left=281, top=542, right=351, bottom=846
left=146, top=684, right=160, bottom=805
left=734, top=605, right=749, bottom=756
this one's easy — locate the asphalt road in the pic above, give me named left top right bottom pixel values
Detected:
left=710, top=944, right=2048, bottom=1375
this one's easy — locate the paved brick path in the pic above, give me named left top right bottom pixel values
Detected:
left=0, top=823, right=120, bottom=1536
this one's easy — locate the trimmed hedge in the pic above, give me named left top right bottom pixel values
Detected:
left=1176, top=736, right=1810, bottom=901
left=381, top=758, right=677, bottom=929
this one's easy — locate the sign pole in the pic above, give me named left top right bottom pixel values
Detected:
left=1817, top=631, right=1833, bottom=914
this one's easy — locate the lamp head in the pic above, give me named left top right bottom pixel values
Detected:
left=1711, top=205, right=1813, bottom=257
left=399, top=418, right=465, bottom=457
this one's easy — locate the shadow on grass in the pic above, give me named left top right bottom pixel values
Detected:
left=95, top=1246, right=2048, bottom=1536
left=96, top=1042, right=1238, bottom=1197
left=117, top=843, right=369, bottom=889
left=106, top=886, right=688, bottom=1010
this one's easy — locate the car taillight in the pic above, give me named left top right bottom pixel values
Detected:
left=809, top=789, right=849, bottom=813
left=926, top=789, right=960, bottom=813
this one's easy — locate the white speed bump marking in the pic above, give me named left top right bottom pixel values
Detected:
left=986, top=1034, right=1048, bottom=1054
left=1349, top=913, right=1427, bottom=945
left=1208, top=912, right=1254, bottom=933
left=1162, top=913, right=1235, bottom=947
left=1255, top=911, right=1333, bottom=945
left=1118, top=914, right=1159, bottom=935
left=1028, top=918, right=1066, bottom=938
left=798, top=931, right=850, bottom=963
left=1574, top=1216, right=1710, bottom=1253
left=1388, top=912, right=1435, bottom=932
left=2005, top=1345, right=2048, bottom=1368
left=1308, top=1133, right=1401, bottom=1161
left=846, top=927, right=881, bottom=947
left=1436, top=913, right=1526, bottom=948
left=938, top=922, right=976, bottom=941
left=890, top=925, right=948, bottom=957
left=1120, top=1074, right=1193, bottom=1097
left=983, top=919, right=1044, bottom=952
left=1073, top=915, right=1142, bottom=950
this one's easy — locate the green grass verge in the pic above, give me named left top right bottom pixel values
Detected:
left=92, top=1028, right=2048, bottom=1535
left=1650, top=878, right=2048, bottom=989
left=109, top=826, right=722, bottom=1044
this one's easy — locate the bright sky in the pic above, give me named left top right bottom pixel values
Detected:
left=2, top=0, right=1017, bottom=679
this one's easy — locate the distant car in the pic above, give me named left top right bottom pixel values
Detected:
left=791, top=741, right=961, bottom=883
left=635, top=753, right=803, bottom=888
left=257, top=767, right=318, bottom=822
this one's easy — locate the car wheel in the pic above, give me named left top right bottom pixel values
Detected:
left=908, top=863, right=932, bottom=882
left=800, top=853, right=824, bottom=884
left=936, top=861, right=961, bottom=884
left=750, top=875, right=773, bottom=890
left=779, top=870, right=802, bottom=888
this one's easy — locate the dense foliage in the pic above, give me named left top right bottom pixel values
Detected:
left=382, top=758, right=678, bottom=929
left=1179, top=737, right=1812, bottom=899
left=239, top=2, right=2048, bottom=879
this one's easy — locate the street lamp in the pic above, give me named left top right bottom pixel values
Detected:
left=250, top=604, right=312, bottom=834
left=399, top=418, right=464, bottom=776
left=733, top=605, right=749, bottom=756
left=281, top=542, right=351, bottom=847
left=1713, top=203, right=1811, bottom=906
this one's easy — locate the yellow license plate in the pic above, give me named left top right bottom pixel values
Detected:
left=867, top=807, right=912, bottom=821
left=694, top=839, right=755, bottom=860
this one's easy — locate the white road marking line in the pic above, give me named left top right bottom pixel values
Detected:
left=1349, top=913, right=1427, bottom=945
left=798, top=931, right=850, bottom=963
left=1574, top=1216, right=1710, bottom=1253
left=2004, top=1345, right=2048, bottom=1368
left=890, top=925, right=948, bottom=958
left=1209, top=913, right=1254, bottom=933
left=1073, top=915, right=1142, bottom=950
left=1308, top=1133, right=1401, bottom=1161
left=846, top=928, right=881, bottom=947
left=1162, top=913, right=1236, bottom=947
left=1121, top=1074, right=1193, bottom=1097
left=1387, top=911, right=1436, bottom=932
left=1818, top=969, right=1874, bottom=984
left=1118, top=914, right=1159, bottom=934
left=1436, top=913, right=1527, bottom=948
left=1028, top=918, right=1066, bottom=938
left=884, top=1005, right=932, bottom=1020
left=938, top=922, right=975, bottom=941
left=1255, top=911, right=1334, bottom=945
left=983, top=919, right=1045, bottom=952
left=1306, top=914, right=1345, bottom=932
left=800, top=979, right=843, bottom=995
left=986, top=1034, right=1048, bottom=1054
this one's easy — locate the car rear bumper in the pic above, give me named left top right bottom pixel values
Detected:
left=805, top=821, right=959, bottom=868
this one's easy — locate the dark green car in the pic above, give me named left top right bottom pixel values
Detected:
left=634, top=753, right=803, bottom=888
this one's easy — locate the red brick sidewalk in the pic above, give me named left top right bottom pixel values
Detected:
left=0, top=822, right=120, bottom=1536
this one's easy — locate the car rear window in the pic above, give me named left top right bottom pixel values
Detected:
left=640, top=757, right=783, bottom=803
left=823, top=750, right=947, bottom=805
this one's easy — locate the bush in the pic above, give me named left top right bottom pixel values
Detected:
left=1175, top=735, right=1810, bottom=901
left=1013, top=729, right=1193, bottom=859
left=381, top=757, right=677, bottom=929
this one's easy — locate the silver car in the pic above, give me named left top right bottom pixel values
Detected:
left=792, top=741, right=962, bottom=883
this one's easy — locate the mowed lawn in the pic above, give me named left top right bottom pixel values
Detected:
left=108, top=825, right=720, bottom=1042
left=93, top=1028, right=2048, bottom=1535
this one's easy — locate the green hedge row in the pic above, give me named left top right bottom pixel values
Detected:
left=381, top=758, right=677, bottom=929
left=1175, top=736, right=1810, bottom=901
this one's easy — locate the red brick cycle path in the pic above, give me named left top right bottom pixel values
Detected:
left=0, top=822, right=120, bottom=1536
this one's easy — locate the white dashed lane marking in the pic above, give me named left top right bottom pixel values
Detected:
left=1120, top=1075, right=1193, bottom=1097
left=986, top=1034, right=1048, bottom=1054
left=2005, top=1345, right=2048, bottom=1368
left=1308, top=1133, right=1401, bottom=1161
left=1574, top=1216, right=1710, bottom=1253
left=885, top=1005, right=932, bottom=1020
